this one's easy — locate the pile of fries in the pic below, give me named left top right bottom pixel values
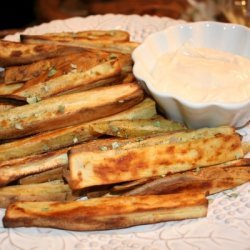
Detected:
left=0, top=30, right=249, bottom=231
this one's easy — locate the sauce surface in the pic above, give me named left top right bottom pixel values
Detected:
left=151, top=44, right=250, bottom=104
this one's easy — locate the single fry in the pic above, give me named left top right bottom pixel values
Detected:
left=0, top=40, right=85, bottom=67
left=69, top=130, right=243, bottom=190
left=3, top=50, right=109, bottom=84
left=20, top=34, right=139, bottom=54
left=3, top=192, right=208, bottom=231
left=91, top=116, right=186, bottom=138
left=11, top=59, right=121, bottom=100
left=28, top=30, right=130, bottom=42
left=0, top=181, right=74, bottom=208
left=121, top=162, right=250, bottom=196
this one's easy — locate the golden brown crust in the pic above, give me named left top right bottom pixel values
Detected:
left=0, top=82, right=144, bottom=140
left=0, top=98, right=155, bottom=162
left=0, top=149, right=68, bottom=186
left=12, top=59, right=121, bottom=100
left=122, top=163, right=250, bottom=196
left=69, top=131, right=243, bottom=190
left=3, top=192, right=207, bottom=230
left=3, top=50, right=109, bottom=84
left=21, top=34, right=139, bottom=54
left=0, top=40, right=86, bottom=67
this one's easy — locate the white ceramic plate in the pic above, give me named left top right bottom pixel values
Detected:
left=1, top=14, right=250, bottom=250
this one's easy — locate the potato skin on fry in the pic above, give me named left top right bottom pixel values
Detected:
left=0, top=83, right=144, bottom=139
left=0, top=181, right=73, bottom=208
left=3, top=192, right=207, bottom=231
left=122, top=164, right=250, bottom=196
left=0, top=40, right=85, bottom=67
left=20, top=34, right=139, bottom=54
left=0, top=98, right=155, bottom=162
left=69, top=132, right=243, bottom=190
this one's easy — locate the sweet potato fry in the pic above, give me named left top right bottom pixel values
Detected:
left=11, top=59, right=121, bottom=100
left=91, top=116, right=186, bottom=138
left=0, top=82, right=144, bottom=139
left=121, top=162, right=250, bottom=196
left=0, top=181, right=75, bottom=208
left=3, top=192, right=208, bottom=231
left=69, top=129, right=243, bottom=190
left=0, top=40, right=85, bottom=67
left=20, top=34, right=139, bottom=54
left=32, top=30, right=130, bottom=42
left=3, top=50, right=109, bottom=84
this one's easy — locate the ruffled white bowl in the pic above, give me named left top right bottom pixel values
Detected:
left=132, top=21, right=250, bottom=128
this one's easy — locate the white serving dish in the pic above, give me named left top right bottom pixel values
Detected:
left=132, top=21, right=250, bottom=128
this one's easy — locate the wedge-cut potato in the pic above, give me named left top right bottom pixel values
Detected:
left=121, top=162, right=250, bottom=196
left=3, top=192, right=208, bottom=230
left=0, top=98, right=154, bottom=162
left=91, top=116, right=186, bottom=138
left=21, top=34, right=139, bottom=54
left=11, top=59, right=121, bottom=100
left=110, top=158, right=250, bottom=194
left=19, top=167, right=63, bottom=185
left=69, top=131, right=243, bottom=190
left=3, top=50, right=109, bottom=84
left=34, top=30, right=130, bottom=42
left=0, top=181, right=75, bottom=208
left=0, top=82, right=144, bottom=139
left=0, top=40, right=85, bottom=67
left=0, top=122, right=98, bottom=162
left=0, top=149, right=68, bottom=186
left=69, top=126, right=236, bottom=157
left=0, top=82, right=23, bottom=95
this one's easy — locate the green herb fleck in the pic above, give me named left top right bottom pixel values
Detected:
left=100, top=146, right=108, bottom=151
left=153, top=120, right=161, bottom=128
left=235, top=152, right=241, bottom=160
left=58, top=105, right=65, bottom=114
left=136, top=137, right=144, bottom=142
left=48, top=67, right=57, bottom=77
left=43, top=145, right=50, bottom=151
left=110, top=126, right=119, bottom=133
left=109, top=53, right=117, bottom=60
left=42, top=85, right=49, bottom=92
left=225, top=192, right=239, bottom=199
left=26, top=96, right=41, bottom=104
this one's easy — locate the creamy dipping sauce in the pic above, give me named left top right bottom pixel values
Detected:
left=151, top=44, right=250, bottom=104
